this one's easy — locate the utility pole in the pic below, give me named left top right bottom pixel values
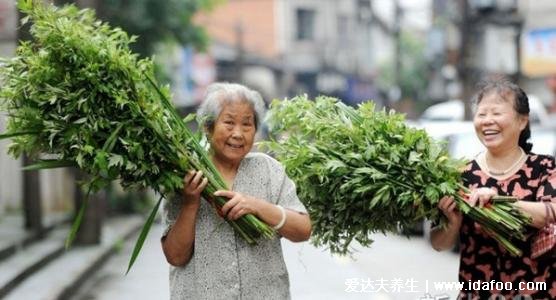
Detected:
left=235, top=21, right=245, bottom=82
left=393, top=0, right=402, bottom=98
left=458, top=0, right=474, bottom=120
left=386, top=0, right=402, bottom=108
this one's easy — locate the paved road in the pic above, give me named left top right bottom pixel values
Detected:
left=284, top=231, right=460, bottom=300
left=73, top=224, right=460, bottom=300
left=71, top=223, right=170, bottom=300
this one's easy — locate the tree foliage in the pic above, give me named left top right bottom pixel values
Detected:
left=97, top=0, right=222, bottom=57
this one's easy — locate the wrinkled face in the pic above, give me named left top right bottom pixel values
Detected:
left=473, top=91, right=528, bottom=153
left=209, top=100, right=256, bottom=165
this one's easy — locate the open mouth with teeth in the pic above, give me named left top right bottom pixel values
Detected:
left=226, top=142, right=244, bottom=149
left=483, top=129, right=500, bottom=136
left=481, top=129, right=501, bottom=142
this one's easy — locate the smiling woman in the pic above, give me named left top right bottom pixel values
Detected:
left=160, top=83, right=311, bottom=299
left=431, top=76, right=556, bottom=299
left=196, top=84, right=264, bottom=179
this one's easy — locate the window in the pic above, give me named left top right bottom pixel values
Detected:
left=296, top=8, right=315, bottom=41
left=337, top=15, right=349, bottom=44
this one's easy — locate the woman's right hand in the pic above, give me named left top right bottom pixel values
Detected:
left=431, top=196, right=463, bottom=251
left=183, top=170, right=208, bottom=208
left=162, top=170, right=208, bottom=267
left=438, top=196, right=463, bottom=227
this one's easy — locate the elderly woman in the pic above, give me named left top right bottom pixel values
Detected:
left=161, top=82, right=311, bottom=299
left=431, top=77, right=556, bottom=299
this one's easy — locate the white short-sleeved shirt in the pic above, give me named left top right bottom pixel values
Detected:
left=162, top=152, right=307, bottom=300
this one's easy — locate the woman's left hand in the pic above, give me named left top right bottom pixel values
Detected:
left=215, top=190, right=262, bottom=220
left=467, top=187, right=497, bottom=208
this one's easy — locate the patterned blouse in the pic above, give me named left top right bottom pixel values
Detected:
left=162, top=152, right=307, bottom=300
left=459, top=153, right=556, bottom=299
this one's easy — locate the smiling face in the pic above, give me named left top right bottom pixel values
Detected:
left=473, top=91, right=528, bottom=154
left=208, top=100, right=256, bottom=167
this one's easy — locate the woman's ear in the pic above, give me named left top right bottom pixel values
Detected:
left=519, top=115, right=529, bottom=131
left=204, top=123, right=213, bottom=138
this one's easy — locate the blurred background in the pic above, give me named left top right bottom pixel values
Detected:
left=1, top=0, right=556, bottom=299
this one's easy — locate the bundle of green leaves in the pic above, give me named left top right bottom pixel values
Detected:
left=0, top=0, right=273, bottom=272
left=264, top=96, right=531, bottom=256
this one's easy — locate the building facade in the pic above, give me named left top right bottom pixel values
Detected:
left=195, top=0, right=394, bottom=104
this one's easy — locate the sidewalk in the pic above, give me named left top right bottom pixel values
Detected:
left=70, top=223, right=169, bottom=300
left=0, top=212, right=68, bottom=262
left=0, top=213, right=143, bottom=300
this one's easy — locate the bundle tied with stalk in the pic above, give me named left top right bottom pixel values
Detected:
left=263, top=96, right=531, bottom=256
left=0, top=0, right=273, bottom=273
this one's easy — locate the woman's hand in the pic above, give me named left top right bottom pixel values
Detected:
left=183, top=170, right=208, bottom=208
left=215, top=190, right=262, bottom=220
left=161, top=170, right=208, bottom=267
left=431, top=196, right=463, bottom=251
left=438, top=196, right=463, bottom=227
left=467, top=187, right=497, bottom=208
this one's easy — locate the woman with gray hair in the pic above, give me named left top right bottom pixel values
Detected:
left=161, top=82, right=311, bottom=299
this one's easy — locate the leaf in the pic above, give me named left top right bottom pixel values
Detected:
left=22, top=159, right=76, bottom=170
left=325, top=160, right=346, bottom=172
left=108, top=154, right=124, bottom=167
left=73, top=117, right=87, bottom=124
left=102, top=123, right=124, bottom=152
left=65, top=187, right=92, bottom=249
left=0, top=131, right=38, bottom=140
left=94, top=152, right=109, bottom=171
left=182, top=113, right=196, bottom=124
left=16, top=0, right=32, bottom=12
left=126, top=195, right=163, bottom=275
left=408, top=151, right=421, bottom=164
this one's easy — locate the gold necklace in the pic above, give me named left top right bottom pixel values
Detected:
left=485, top=148, right=525, bottom=176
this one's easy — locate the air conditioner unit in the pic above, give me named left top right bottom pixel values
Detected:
left=469, top=0, right=517, bottom=12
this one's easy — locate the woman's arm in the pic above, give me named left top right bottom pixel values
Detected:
left=431, top=187, right=495, bottom=251
left=514, top=201, right=556, bottom=229
left=161, top=171, right=208, bottom=267
left=430, top=196, right=462, bottom=251
left=216, top=190, right=312, bottom=242
left=514, top=156, right=556, bottom=229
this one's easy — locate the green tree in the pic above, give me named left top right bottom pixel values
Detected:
left=97, top=0, right=222, bottom=57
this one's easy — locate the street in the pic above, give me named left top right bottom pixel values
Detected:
left=2, top=1, right=555, bottom=300
left=72, top=224, right=460, bottom=300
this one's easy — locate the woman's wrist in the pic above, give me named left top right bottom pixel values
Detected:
left=447, top=218, right=462, bottom=231
left=181, top=195, right=201, bottom=210
left=273, top=205, right=287, bottom=230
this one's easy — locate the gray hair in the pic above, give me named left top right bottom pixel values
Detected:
left=197, top=82, right=266, bottom=132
